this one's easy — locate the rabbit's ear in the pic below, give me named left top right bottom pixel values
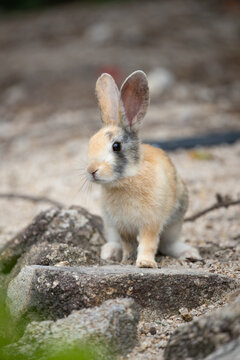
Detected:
left=96, top=73, right=120, bottom=126
left=119, top=70, right=149, bottom=132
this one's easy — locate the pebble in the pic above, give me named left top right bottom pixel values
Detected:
left=149, top=327, right=157, bottom=335
left=179, top=308, right=193, bottom=322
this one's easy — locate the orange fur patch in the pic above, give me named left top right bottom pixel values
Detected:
left=88, top=126, right=121, bottom=159
left=88, top=126, right=122, bottom=180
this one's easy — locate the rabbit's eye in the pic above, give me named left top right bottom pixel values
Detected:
left=112, top=141, right=121, bottom=152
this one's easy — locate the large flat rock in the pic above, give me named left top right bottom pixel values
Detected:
left=7, top=264, right=239, bottom=321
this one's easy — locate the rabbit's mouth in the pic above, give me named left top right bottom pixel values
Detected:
left=87, top=158, right=119, bottom=184
left=87, top=172, right=116, bottom=185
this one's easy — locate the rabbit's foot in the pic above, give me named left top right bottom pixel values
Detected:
left=101, top=242, right=122, bottom=262
left=179, top=245, right=201, bottom=260
left=136, top=256, right=157, bottom=268
left=162, top=241, right=201, bottom=260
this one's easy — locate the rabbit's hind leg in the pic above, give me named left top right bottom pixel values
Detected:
left=159, top=221, right=200, bottom=260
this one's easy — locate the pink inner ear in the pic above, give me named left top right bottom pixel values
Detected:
left=121, top=80, right=143, bottom=126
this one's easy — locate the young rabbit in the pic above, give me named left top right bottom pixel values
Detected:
left=86, top=70, right=200, bottom=268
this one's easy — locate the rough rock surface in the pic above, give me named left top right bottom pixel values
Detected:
left=7, top=241, right=99, bottom=286
left=164, top=296, right=240, bottom=360
left=2, top=298, right=139, bottom=360
left=204, top=337, right=240, bottom=360
left=0, top=207, right=105, bottom=276
left=17, top=241, right=98, bottom=267
left=7, top=264, right=239, bottom=322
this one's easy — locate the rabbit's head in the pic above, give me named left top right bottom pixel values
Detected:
left=87, top=71, right=149, bottom=185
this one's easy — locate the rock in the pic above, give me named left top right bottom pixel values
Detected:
left=147, top=67, right=175, bottom=98
left=149, top=327, right=157, bottom=335
left=21, top=241, right=98, bottom=267
left=7, top=264, right=239, bottom=322
left=204, top=337, right=240, bottom=360
left=179, top=307, right=193, bottom=322
left=0, top=207, right=104, bottom=276
left=8, top=241, right=100, bottom=285
left=2, top=298, right=139, bottom=360
left=164, top=296, right=240, bottom=360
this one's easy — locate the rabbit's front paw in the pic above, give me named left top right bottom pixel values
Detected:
left=101, top=242, right=122, bottom=262
left=136, top=256, right=157, bottom=268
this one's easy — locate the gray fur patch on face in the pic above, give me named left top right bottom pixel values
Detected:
left=122, top=130, right=140, bottom=162
left=113, top=129, right=140, bottom=178
left=114, top=148, right=127, bottom=177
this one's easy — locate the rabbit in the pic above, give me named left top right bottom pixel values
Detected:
left=86, top=70, right=200, bottom=268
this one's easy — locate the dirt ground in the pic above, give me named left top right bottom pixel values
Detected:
left=0, top=1, right=240, bottom=359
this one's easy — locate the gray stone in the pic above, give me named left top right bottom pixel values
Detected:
left=8, top=241, right=100, bottom=285
left=207, top=339, right=240, bottom=360
left=0, top=207, right=104, bottom=275
left=2, top=298, right=139, bottom=360
left=164, top=296, right=240, bottom=360
left=7, top=264, right=239, bottom=322
left=22, top=241, right=99, bottom=266
left=204, top=337, right=240, bottom=360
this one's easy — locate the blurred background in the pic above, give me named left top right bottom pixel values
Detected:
left=0, top=0, right=239, bottom=249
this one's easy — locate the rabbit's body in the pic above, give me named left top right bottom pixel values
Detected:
left=86, top=71, right=200, bottom=267
left=102, top=144, right=186, bottom=234
left=100, top=142, right=191, bottom=267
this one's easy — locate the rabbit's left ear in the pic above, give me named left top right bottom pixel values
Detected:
left=96, top=73, right=120, bottom=126
left=119, top=71, right=149, bottom=132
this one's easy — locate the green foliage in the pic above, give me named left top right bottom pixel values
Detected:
left=43, top=347, right=102, bottom=360
left=0, top=291, right=112, bottom=360
left=0, top=293, right=21, bottom=349
left=1, top=345, right=106, bottom=360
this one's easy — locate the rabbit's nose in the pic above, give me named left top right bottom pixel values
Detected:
left=87, top=165, right=99, bottom=178
left=91, top=169, right=98, bottom=179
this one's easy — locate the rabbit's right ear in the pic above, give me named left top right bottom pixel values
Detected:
left=96, top=73, right=120, bottom=126
left=119, top=71, right=149, bottom=133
